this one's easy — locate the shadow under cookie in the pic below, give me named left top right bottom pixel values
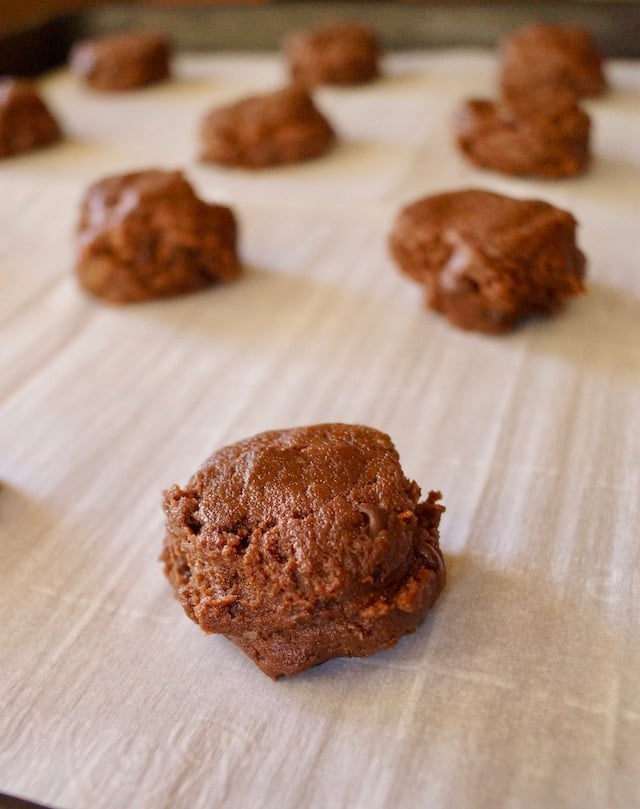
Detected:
left=134, top=267, right=366, bottom=344
left=194, top=140, right=414, bottom=207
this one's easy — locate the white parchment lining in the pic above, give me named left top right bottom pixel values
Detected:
left=1, top=51, right=639, bottom=809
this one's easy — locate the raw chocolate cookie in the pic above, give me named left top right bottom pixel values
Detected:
left=285, top=22, right=380, bottom=86
left=69, top=32, right=171, bottom=91
left=199, top=85, right=336, bottom=168
left=455, top=90, right=590, bottom=178
left=162, top=423, right=446, bottom=678
left=75, top=169, right=240, bottom=303
left=499, top=23, right=607, bottom=100
left=389, top=189, right=586, bottom=334
left=0, top=79, right=61, bottom=158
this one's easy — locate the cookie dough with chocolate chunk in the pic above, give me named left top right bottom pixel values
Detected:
left=455, top=90, right=590, bottom=178
left=389, top=189, right=586, bottom=334
left=162, top=423, right=445, bottom=679
left=285, top=22, right=380, bottom=86
left=499, top=23, right=607, bottom=100
left=200, top=86, right=335, bottom=168
left=0, top=79, right=61, bottom=158
left=69, top=32, right=171, bottom=91
left=75, top=169, right=240, bottom=303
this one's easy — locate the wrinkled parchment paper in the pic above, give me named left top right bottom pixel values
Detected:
left=1, top=51, right=639, bottom=809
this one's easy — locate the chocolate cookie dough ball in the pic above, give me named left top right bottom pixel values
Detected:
left=75, top=169, right=240, bottom=303
left=162, top=423, right=446, bottom=678
left=199, top=86, right=336, bottom=169
left=285, top=22, right=380, bottom=86
left=499, top=23, right=607, bottom=100
left=69, top=32, right=171, bottom=91
left=389, top=190, right=586, bottom=334
left=0, top=79, right=61, bottom=158
left=455, top=90, right=591, bottom=178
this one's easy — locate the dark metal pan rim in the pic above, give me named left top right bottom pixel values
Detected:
left=1, top=1, right=639, bottom=77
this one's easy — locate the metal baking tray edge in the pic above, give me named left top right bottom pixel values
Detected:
left=1, top=1, right=639, bottom=77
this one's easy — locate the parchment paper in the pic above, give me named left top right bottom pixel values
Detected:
left=1, top=51, right=639, bottom=809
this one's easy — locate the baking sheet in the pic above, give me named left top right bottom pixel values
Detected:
left=4, top=3, right=640, bottom=80
left=1, top=50, right=640, bottom=809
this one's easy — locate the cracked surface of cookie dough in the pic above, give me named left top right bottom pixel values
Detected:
left=389, top=189, right=586, bottom=334
left=285, top=22, right=380, bottom=86
left=162, top=423, right=445, bottom=678
left=75, top=169, right=240, bottom=303
left=200, top=85, right=336, bottom=168
left=499, top=23, right=607, bottom=100
left=69, top=32, right=171, bottom=91
left=0, top=79, right=61, bottom=158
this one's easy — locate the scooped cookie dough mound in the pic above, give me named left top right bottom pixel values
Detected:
left=162, top=423, right=445, bottom=678
left=0, top=79, right=61, bottom=158
left=389, top=189, right=586, bottom=334
left=285, top=22, right=380, bottom=86
left=69, top=32, right=171, bottom=91
left=455, top=90, right=591, bottom=179
left=499, top=23, right=607, bottom=100
left=75, top=169, right=240, bottom=303
left=199, top=85, right=336, bottom=168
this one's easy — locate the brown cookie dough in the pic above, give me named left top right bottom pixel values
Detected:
left=455, top=90, right=591, bottom=178
left=162, top=423, right=446, bottom=678
left=284, top=22, right=380, bottom=87
left=389, top=189, right=586, bottom=334
left=69, top=32, right=171, bottom=91
left=75, top=169, right=240, bottom=303
left=0, top=79, right=61, bottom=158
left=199, top=86, right=336, bottom=169
left=499, top=23, right=607, bottom=100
